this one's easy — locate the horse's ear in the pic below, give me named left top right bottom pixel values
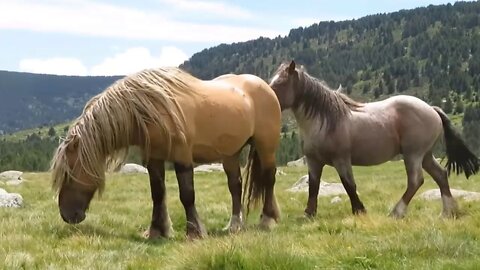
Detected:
left=288, top=60, right=296, bottom=74
left=66, top=135, right=79, bottom=152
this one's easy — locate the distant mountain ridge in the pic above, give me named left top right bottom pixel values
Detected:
left=0, top=70, right=121, bottom=133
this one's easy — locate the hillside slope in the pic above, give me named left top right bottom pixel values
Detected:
left=0, top=71, right=121, bottom=133
left=181, top=1, right=480, bottom=105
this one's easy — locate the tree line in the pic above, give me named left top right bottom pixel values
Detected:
left=0, top=128, right=303, bottom=172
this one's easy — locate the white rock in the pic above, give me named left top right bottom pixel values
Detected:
left=193, top=163, right=224, bottom=173
left=287, top=157, right=306, bottom=167
left=119, top=163, right=148, bottom=174
left=276, top=169, right=286, bottom=176
left=288, top=175, right=347, bottom=196
left=331, top=196, right=342, bottom=204
left=0, top=188, right=23, bottom=208
left=420, top=189, right=480, bottom=202
left=0, top=170, right=23, bottom=181
left=6, top=180, right=23, bottom=186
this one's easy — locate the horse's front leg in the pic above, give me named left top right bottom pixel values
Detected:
left=174, top=162, right=207, bottom=239
left=144, top=159, right=173, bottom=239
left=222, top=155, right=243, bottom=233
left=304, top=156, right=324, bottom=218
left=333, top=159, right=366, bottom=215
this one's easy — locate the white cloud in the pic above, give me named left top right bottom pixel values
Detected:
left=160, top=0, right=253, bottom=19
left=90, top=46, right=189, bottom=76
left=19, top=58, right=88, bottom=76
left=0, top=0, right=279, bottom=43
left=18, top=46, right=189, bottom=76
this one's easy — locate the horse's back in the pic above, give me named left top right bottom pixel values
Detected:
left=367, top=95, right=443, bottom=151
left=212, top=74, right=281, bottom=129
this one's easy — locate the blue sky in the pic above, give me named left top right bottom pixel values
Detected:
left=0, top=0, right=455, bottom=76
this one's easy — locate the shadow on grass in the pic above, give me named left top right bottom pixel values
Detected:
left=49, top=222, right=172, bottom=247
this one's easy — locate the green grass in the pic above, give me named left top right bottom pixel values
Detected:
left=1, top=161, right=480, bottom=269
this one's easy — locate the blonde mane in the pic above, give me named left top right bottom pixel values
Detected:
left=51, top=67, right=200, bottom=194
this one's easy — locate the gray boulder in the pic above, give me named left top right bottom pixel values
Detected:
left=119, top=163, right=148, bottom=174
left=194, top=163, right=224, bottom=173
left=288, top=175, right=347, bottom=196
left=287, top=157, right=306, bottom=167
left=420, top=189, right=480, bottom=201
left=0, top=188, right=23, bottom=208
left=0, top=170, right=24, bottom=186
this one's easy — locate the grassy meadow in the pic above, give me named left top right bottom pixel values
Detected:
left=1, top=161, right=480, bottom=269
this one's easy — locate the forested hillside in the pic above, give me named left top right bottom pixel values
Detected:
left=182, top=2, right=480, bottom=103
left=181, top=1, right=480, bottom=155
left=0, top=71, right=120, bottom=133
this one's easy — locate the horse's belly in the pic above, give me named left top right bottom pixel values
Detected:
left=192, top=145, right=224, bottom=163
left=192, top=134, right=248, bottom=163
left=350, top=140, right=399, bottom=166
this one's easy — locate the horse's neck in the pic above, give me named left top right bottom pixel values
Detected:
left=293, top=108, right=325, bottom=137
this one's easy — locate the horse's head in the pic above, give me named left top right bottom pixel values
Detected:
left=269, top=60, right=300, bottom=110
left=52, top=134, right=100, bottom=224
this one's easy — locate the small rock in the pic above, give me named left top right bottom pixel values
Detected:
left=6, top=180, right=23, bottom=186
left=287, top=157, right=306, bottom=167
left=331, top=196, right=342, bottom=204
left=0, top=170, right=23, bottom=182
left=276, top=169, right=286, bottom=176
left=0, top=188, right=23, bottom=208
left=193, top=163, right=224, bottom=173
left=119, top=163, right=148, bottom=174
left=420, top=189, right=480, bottom=201
left=288, top=175, right=347, bottom=196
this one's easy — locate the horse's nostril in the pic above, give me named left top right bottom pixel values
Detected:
left=60, top=209, right=85, bottom=224
left=72, top=210, right=85, bottom=223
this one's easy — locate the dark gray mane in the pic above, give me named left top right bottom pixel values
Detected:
left=293, top=67, right=363, bottom=131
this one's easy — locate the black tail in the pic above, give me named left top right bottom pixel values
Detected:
left=242, top=145, right=265, bottom=215
left=433, top=106, right=479, bottom=178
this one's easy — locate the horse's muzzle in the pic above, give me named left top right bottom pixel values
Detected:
left=60, top=209, right=86, bottom=224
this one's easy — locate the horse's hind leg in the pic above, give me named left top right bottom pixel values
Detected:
left=333, top=159, right=366, bottom=214
left=390, top=155, right=424, bottom=218
left=174, top=163, right=207, bottom=239
left=422, top=153, right=458, bottom=217
left=255, top=145, right=280, bottom=230
left=144, top=159, right=173, bottom=239
left=222, top=155, right=243, bottom=233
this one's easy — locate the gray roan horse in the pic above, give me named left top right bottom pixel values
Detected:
left=270, top=61, right=479, bottom=218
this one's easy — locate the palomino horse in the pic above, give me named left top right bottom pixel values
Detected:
left=270, top=61, right=479, bottom=218
left=51, top=67, right=281, bottom=239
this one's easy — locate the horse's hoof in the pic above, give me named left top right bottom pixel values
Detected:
left=388, top=211, right=405, bottom=219
left=223, top=215, right=244, bottom=233
left=143, top=226, right=173, bottom=240
left=259, top=215, right=277, bottom=231
left=186, top=223, right=208, bottom=240
left=142, top=228, right=162, bottom=240
left=353, top=208, right=367, bottom=215
left=441, top=210, right=459, bottom=219
left=303, top=211, right=316, bottom=219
